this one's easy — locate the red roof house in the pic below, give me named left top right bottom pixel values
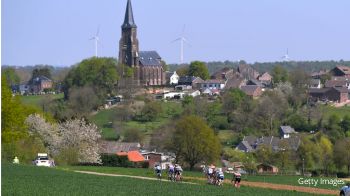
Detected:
left=117, top=151, right=145, bottom=162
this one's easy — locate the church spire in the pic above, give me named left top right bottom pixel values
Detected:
left=122, top=0, right=137, bottom=28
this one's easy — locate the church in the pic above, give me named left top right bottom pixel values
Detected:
left=119, top=0, right=166, bottom=86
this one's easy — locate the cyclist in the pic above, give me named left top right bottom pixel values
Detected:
left=154, top=164, right=162, bottom=180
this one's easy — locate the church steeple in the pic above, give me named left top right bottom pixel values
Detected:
left=119, top=0, right=140, bottom=85
left=122, top=0, right=137, bottom=28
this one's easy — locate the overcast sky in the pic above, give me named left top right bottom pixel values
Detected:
left=2, top=0, right=350, bottom=66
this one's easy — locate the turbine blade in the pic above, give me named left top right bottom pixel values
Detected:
left=96, top=25, right=100, bottom=36
left=171, top=38, right=181, bottom=43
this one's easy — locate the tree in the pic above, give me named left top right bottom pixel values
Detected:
left=188, top=61, right=209, bottom=80
left=172, top=116, right=221, bottom=170
left=317, top=135, right=334, bottom=175
left=1, top=77, right=28, bottom=143
left=31, top=67, right=52, bottom=80
left=63, top=57, right=119, bottom=100
left=222, top=89, right=247, bottom=114
left=297, top=137, right=316, bottom=172
left=333, top=138, right=350, bottom=175
left=123, top=128, right=144, bottom=143
left=3, top=67, right=20, bottom=86
left=340, top=115, right=350, bottom=133
left=25, top=114, right=102, bottom=164
left=67, top=86, right=100, bottom=118
left=137, top=101, right=162, bottom=122
left=176, top=66, right=189, bottom=76
left=254, top=144, right=273, bottom=165
left=271, top=65, right=288, bottom=85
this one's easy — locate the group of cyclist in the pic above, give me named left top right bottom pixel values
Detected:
left=203, top=165, right=241, bottom=187
left=154, top=163, right=183, bottom=182
left=154, top=163, right=241, bottom=187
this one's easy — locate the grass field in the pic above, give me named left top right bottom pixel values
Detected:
left=63, top=166, right=348, bottom=191
left=321, top=105, right=350, bottom=120
left=90, top=101, right=183, bottom=141
left=2, top=164, right=319, bottom=196
left=20, top=93, right=64, bottom=108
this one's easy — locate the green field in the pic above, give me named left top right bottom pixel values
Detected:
left=20, top=93, right=64, bottom=108
left=2, top=164, right=318, bottom=196
left=90, top=101, right=183, bottom=141
left=63, top=166, right=348, bottom=191
left=321, top=105, right=350, bottom=120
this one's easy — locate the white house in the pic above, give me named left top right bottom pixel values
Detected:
left=184, top=90, right=201, bottom=97
left=309, top=79, right=322, bottom=89
left=280, top=126, right=297, bottom=139
left=199, top=79, right=226, bottom=90
left=166, top=71, right=179, bottom=85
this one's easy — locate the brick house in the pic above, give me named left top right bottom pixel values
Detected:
left=240, top=85, right=263, bottom=97
left=308, top=87, right=349, bottom=103
left=29, top=76, right=53, bottom=94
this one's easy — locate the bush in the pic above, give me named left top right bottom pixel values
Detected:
left=101, top=154, right=133, bottom=167
left=54, top=147, right=79, bottom=166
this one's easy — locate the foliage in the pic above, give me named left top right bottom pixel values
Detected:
left=188, top=61, right=210, bottom=80
left=1, top=77, right=28, bottom=143
left=123, top=128, right=144, bottom=143
left=30, top=67, right=52, bottom=80
left=63, top=57, right=119, bottom=100
left=271, top=65, right=289, bottom=85
left=2, top=67, right=20, bottom=86
left=222, top=88, right=247, bottom=114
left=172, top=115, right=221, bottom=170
left=136, top=101, right=163, bottom=122
left=333, top=138, right=350, bottom=175
left=25, top=114, right=102, bottom=164
left=101, top=154, right=133, bottom=167
left=67, top=86, right=100, bottom=118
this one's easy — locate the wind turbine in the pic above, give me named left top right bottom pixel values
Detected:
left=172, top=25, right=191, bottom=64
left=281, top=48, right=291, bottom=62
left=90, top=26, right=100, bottom=57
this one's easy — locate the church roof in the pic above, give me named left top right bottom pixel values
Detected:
left=139, top=51, right=162, bottom=66
left=122, top=0, right=137, bottom=28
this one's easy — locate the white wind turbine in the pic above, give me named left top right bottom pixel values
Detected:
left=172, top=25, right=191, bottom=64
left=90, top=26, right=100, bottom=57
left=281, top=48, right=291, bottom=62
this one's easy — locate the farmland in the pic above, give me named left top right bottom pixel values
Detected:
left=20, top=93, right=64, bottom=108
left=2, top=164, right=320, bottom=196
left=63, top=166, right=347, bottom=191
left=89, top=101, right=183, bottom=141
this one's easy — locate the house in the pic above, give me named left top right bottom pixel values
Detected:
left=246, top=79, right=264, bottom=88
left=175, top=85, right=192, bottom=91
left=258, top=72, right=272, bottom=83
left=29, top=76, right=53, bottom=94
left=236, top=141, right=254, bottom=153
left=311, top=69, right=329, bottom=79
left=309, top=79, right=321, bottom=89
left=240, top=85, right=263, bottom=97
left=99, top=141, right=141, bottom=154
left=178, top=76, right=204, bottom=89
left=141, top=151, right=174, bottom=169
left=184, top=90, right=201, bottom=97
left=211, top=67, right=234, bottom=80
left=257, top=163, right=279, bottom=174
left=308, top=87, right=349, bottom=103
left=202, top=88, right=220, bottom=96
left=225, top=73, right=246, bottom=89
left=117, top=151, right=145, bottom=163
left=325, top=80, right=350, bottom=89
left=199, top=79, right=226, bottom=90
left=166, top=71, right=179, bottom=85
left=279, top=126, right=297, bottom=139
left=236, top=135, right=301, bottom=153
left=330, top=66, right=350, bottom=77
left=237, top=64, right=259, bottom=80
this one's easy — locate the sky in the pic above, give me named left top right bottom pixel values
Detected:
left=2, top=0, right=350, bottom=66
